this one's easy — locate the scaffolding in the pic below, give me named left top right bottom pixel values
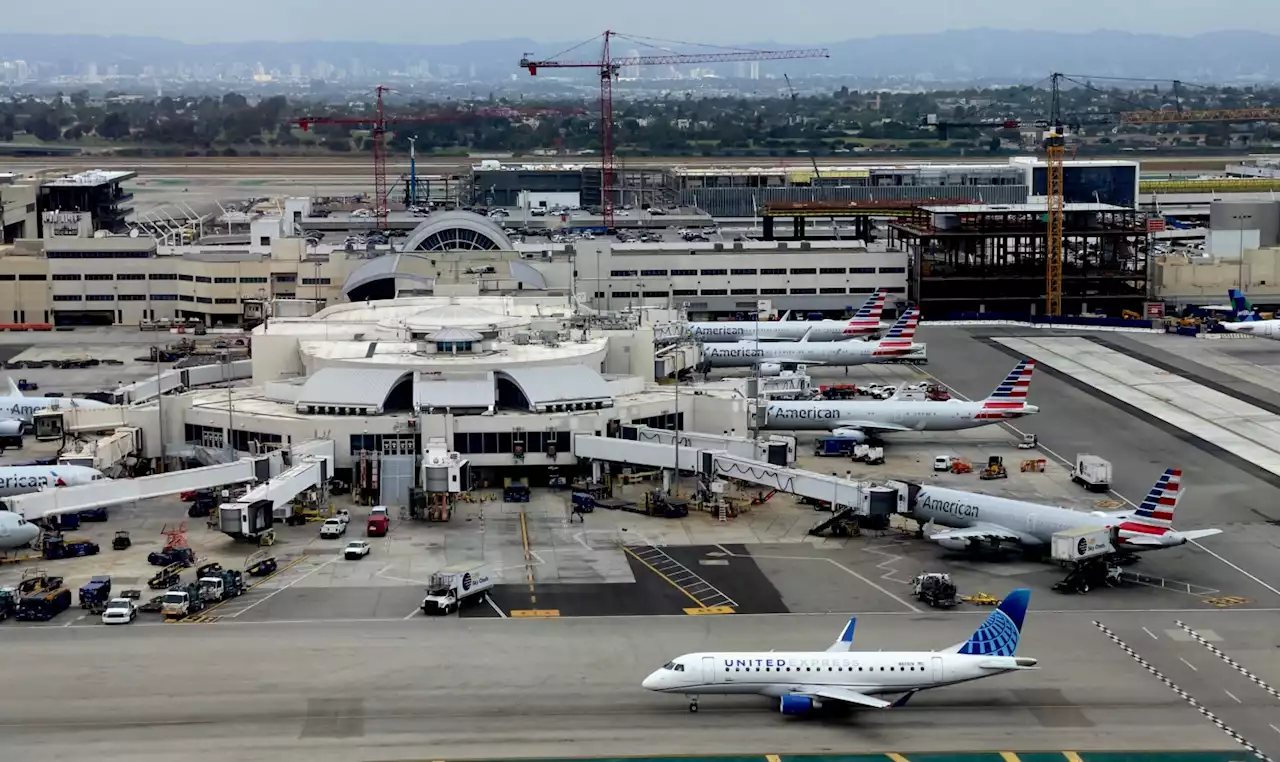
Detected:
left=890, top=203, right=1148, bottom=319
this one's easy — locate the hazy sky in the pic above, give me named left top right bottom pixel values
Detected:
left=5, top=0, right=1278, bottom=44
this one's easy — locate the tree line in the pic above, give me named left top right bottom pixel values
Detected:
left=2, top=84, right=1278, bottom=157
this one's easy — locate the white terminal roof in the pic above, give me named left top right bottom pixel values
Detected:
left=498, top=367, right=613, bottom=411
left=42, top=170, right=138, bottom=187
left=299, top=338, right=608, bottom=368
left=417, top=375, right=497, bottom=411
left=297, top=368, right=411, bottom=412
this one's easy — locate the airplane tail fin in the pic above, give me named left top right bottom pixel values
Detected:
left=1127, top=468, right=1182, bottom=530
left=842, top=291, right=887, bottom=335
left=874, top=307, right=919, bottom=352
left=6, top=377, right=21, bottom=397
left=1229, top=288, right=1254, bottom=320
left=949, top=588, right=1030, bottom=657
left=982, top=360, right=1035, bottom=402
left=825, top=617, right=856, bottom=652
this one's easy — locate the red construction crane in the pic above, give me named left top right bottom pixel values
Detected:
left=520, top=31, right=829, bottom=229
left=296, top=86, right=582, bottom=229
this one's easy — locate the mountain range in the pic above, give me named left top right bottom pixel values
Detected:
left=2, top=29, right=1277, bottom=84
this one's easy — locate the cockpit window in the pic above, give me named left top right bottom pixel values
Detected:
left=661, top=662, right=685, bottom=672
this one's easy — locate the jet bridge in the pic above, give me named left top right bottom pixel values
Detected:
left=620, top=425, right=795, bottom=467
left=3, top=458, right=267, bottom=520
left=572, top=433, right=907, bottom=512
left=228, top=455, right=330, bottom=522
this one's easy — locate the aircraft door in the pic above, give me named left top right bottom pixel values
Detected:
left=702, top=656, right=718, bottom=685
left=931, top=656, right=943, bottom=682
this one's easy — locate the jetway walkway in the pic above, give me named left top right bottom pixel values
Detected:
left=572, top=433, right=869, bottom=509
left=112, top=359, right=253, bottom=405
left=622, top=425, right=795, bottom=467
left=234, top=456, right=330, bottom=521
left=3, top=458, right=266, bottom=520
left=4, top=439, right=336, bottom=521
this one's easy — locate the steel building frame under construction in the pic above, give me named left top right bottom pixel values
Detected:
left=888, top=203, right=1149, bottom=319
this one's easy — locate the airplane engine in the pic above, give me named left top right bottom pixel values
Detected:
left=779, top=694, right=815, bottom=715
left=0, top=419, right=22, bottom=437
left=830, top=427, right=868, bottom=443
left=757, top=362, right=783, bottom=377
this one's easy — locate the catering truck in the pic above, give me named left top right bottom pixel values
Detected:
left=421, top=563, right=494, bottom=615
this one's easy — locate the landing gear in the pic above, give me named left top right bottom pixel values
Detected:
left=687, top=696, right=699, bottom=713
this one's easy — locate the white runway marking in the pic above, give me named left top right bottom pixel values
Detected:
left=1143, top=626, right=1158, bottom=640
left=1180, top=657, right=1199, bottom=672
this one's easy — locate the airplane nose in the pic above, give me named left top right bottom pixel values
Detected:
left=641, top=671, right=662, bottom=691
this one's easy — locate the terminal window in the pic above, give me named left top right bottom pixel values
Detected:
left=18, top=274, right=45, bottom=281
left=52, top=274, right=81, bottom=281
left=730, top=268, right=757, bottom=275
left=761, top=268, right=787, bottom=275
left=849, top=267, right=876, bottom=274
left=790, top=288, right=816, bottom=295
left=52, top=295, right=83, bottom=302
left=820, top=267, right=847, bottom=275
left=86, top=294, right=115, bottom=301
left=670, top=269, right=697, bottom=277
left=640, top=270, right=668, bottom=277
left=643, top=291, right=669, bottom=298
left=214, top=277, right=237, bottom=284
left=878, top=267, right=906, bottom=274
left=610, top=270, right=638, bottom=277
left=149, top=273, right=177, bottom=280
left=820, top=287, right=846, bottom=294
left=117, top=273, right=145, bottom=281
left=85, top=273, right=113, bottom=281
left=730, top=288, right=757, bottom=295
left=701, top=289, right=728, bottom=296
left=789, top=268, right=817, bottom=275
left=700, top=269, right=728, bottom=276
left=761, top=288, right=787, bottom=295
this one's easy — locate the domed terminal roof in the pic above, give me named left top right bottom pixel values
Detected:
left=426, top=327, right=484, bottom=342
left=392, top=304, right=529, bottom=334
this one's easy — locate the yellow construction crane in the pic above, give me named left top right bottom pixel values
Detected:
left=1045, top=75, right=1066, bottom=318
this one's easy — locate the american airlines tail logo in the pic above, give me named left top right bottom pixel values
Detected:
left=1120, top=468, right=1182, bottom=537
left=873, top=308, right=919, bottom=355
left=842, top=291, right=888, bottom=335
left=974, top=361, right=1036, bottom=418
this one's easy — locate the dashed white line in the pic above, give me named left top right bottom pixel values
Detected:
left=1180, top=657, right=1199, bottom=672
left=485, top=594, right=507, bottom=619
left=1225, top=689, right=1243, bottom=704
left=1270, top=723, right=1280, bottom=736
left=402, top=608, right=419, bottom=620
left=1142, top=626, right=1159, bottom=640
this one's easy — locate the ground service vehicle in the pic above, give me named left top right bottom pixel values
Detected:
left=0, top=588, right=15, bottom=621
left=161, top=584, right=206, bottom=618
left=78, top=575, right=112, bottom=609
left=911, top=572, right=959, bottom=609
left=101, top=597, right=138, bottom=624
left=366, top=506, right=389, bottom=537
left=345, top=540, right=371, bottom=560
left=111, top=530, right=131, bottom=550
left=320, top=517, right=346, bottom=538
left=16, top=587, right=72, bottom=621
left=421, top=563, right=494, bottom=615
left=199, top=570, right=245, bottom=603
left=1071, top=454, right=1112, bottom=492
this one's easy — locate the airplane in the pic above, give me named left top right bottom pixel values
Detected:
left=1217, top=289, right=1280, bottom=338
left=698, top=308, right=922, bottom=374
left=686, top=291, right=891, bottom=343
left=764, top=359, right=1038, bottom=442
left=0, top=377, right=112, bottom=435
left=642, top=588, right=1036, bottom=715
left=0, top=464, right=109, bottom=499
left=913, top=467, right=1222, bottom=553
left=0, top=510, right=41, bottom=550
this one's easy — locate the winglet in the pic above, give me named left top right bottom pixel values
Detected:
left=6, top=377, right=20, bottom=397
left=826, top=617, right=857, bottom=652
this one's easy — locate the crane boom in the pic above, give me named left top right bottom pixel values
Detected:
left=521, top=31, right=828, bottom=228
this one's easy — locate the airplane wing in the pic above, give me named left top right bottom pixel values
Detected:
left=796, top=685, right=891, bottom=709
left=825, top=420, right=913, bottom=434
left=761, top=358, right=826, bottom=367
left=928, top=522, right=1022, bottom=544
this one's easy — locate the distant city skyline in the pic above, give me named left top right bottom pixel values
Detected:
left=5, top=0, right=1280, bottom=44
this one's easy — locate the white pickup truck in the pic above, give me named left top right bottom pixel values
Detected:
left=320, top=517, right=347, bottom=539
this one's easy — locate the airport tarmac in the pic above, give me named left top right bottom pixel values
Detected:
left=0, top=610, right=1274, bottom=762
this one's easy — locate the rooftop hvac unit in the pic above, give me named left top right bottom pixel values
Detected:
left=513, top=333, right=531, bottom=345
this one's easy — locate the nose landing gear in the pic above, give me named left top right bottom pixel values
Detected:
left=687, top=696, right=699, bottom=713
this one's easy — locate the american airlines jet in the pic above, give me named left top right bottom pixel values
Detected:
left=0, top=377, right=112, bottom=435
left=642, top=588, right=1036, bottom=714
left=687, top=291, right=890, bottom=344
left=765, top=360, right=1038, bottom=442
left=913, top=468, right=1221, bottom=553
left=0, top=511, right=41, bottom=550
left=0, top=465, right=108, bottom=499
left=700, top=308, right=922, bottom=374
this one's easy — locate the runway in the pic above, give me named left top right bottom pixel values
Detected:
left=0, top=154, right=1248, bottom=177
left=0, top=610, right=1274, bottom=762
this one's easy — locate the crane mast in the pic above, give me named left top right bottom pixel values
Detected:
left=521, top=31, right=828, bottom=230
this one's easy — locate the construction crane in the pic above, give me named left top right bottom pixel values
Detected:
left=1045, top=74, right=1066, bottom=318
left=783, top=73, right=824, bottom=184
left=295, top=87, right=581, bottom=229
left=520, top=31, right=829, bottom=229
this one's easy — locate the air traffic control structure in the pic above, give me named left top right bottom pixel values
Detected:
left=888, top=203, right=1149, bottom=319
